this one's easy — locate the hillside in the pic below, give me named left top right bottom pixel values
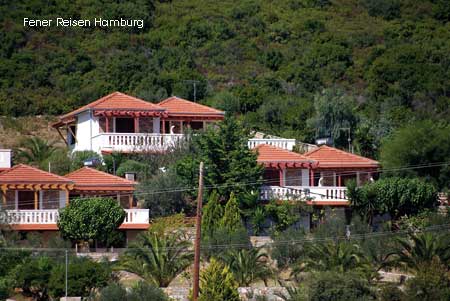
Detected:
left=0, top=0, right=449, bottom=154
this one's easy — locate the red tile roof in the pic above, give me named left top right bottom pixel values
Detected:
left=58, top=92, right=165, bottom=121
left=304, top=145, right=379, bottom=169
left=65, top=167, right=136, bottom=191
left=0, top=164, right=73, bottom=184
left=157, top=96, right=224, bottom=118
left=255, top=144, right=317, bottom=168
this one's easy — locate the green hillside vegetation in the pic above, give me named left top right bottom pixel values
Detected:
left=1, top=0, right=449, bottom=153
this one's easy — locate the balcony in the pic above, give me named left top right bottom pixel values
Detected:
left=3, top=209, right=149, bottom=229
left=248, top=138, right=296, bottom=151
left=91, top=133, right=185, bottom=153
left=259, top=186, right=348, bottom=204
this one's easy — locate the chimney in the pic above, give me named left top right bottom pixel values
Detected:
left=125, top=172, right=136, bottom=181
left=0, top=149, right=12, bottom=169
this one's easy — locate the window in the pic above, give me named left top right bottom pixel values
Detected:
left=285, top=169, right=303, bottom=186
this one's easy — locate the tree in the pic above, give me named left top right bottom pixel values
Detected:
left=305, top=271, right=376, bottom=301
left=307, top=88, right=358, bottom=149
left=219, top=247, right=272, bottom=286
left=15, top=137, right=56, bottom=167
left=201, top=193, right=251, bottom=258
left=348, top=177, right=438, bottom=223
left=57, top=197, right=126, bottom=245
left=12, top=256, right=54, bottom=301
left=48, top=257, right=110, bottom=299
left=403, top=257, right=450, bottom=301
left=118, top=216, right=193, bottom=287
left=220, top=192, right=243, bottom=232
left=390, top=232, right=450, bottom=273
left=198, top=258, right=240, bottom=301
left=294, top=241, right=373, bottom=279
left=138, top=168, right=192, bottom=218
left=201, top=190, right=223, bottom=238
left=380, top=121, right=450, bottom=189
left=175, top=115, right=263, bottom=200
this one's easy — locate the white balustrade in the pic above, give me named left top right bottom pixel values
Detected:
left=123, top=209, right=149, bottom=224
left=259, top=186, right=348, bottom=202
left=91, top=133, right=185, bottom=153
left=3, top=209, right=150, bottom=226
left=248, top=138, right=296, bottom=151
left=5, top=210, right=59, bottom=224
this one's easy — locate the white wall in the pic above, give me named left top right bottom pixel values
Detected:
left=0, top=149, right=11, bottom=168
left=73, top=110, right=99, bottom=152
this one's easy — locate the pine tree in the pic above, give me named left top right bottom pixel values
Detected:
left=198, top=258, right=240, bottom=301
left=220, top=193, right=243, bottom=233
left=201, top=190, right=223, bottom=237
left=176, top=116, right=263, bottom=200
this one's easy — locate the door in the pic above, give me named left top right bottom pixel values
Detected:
left=18, top=191, right=35, bottom=210
left=115, top=118, right=135, bottom=133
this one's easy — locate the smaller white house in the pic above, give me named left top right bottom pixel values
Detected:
left=52, top=92, right=225, bottom=154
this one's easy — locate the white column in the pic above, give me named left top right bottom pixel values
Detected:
left=153, top=117, right=160, bottom=134
left=59, top=191, right=67, bottom=208
left=302, top=169, right=309, bottom=187
left=356, top=171, right=361, bottom=186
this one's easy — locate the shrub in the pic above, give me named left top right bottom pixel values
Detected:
left=48, top=257, right=110, bottom=298
left=403, top=258, right=450, bottom=301
left=198, top=258, right=239, bottom=301
left=306, top=271, right=376, bottom=301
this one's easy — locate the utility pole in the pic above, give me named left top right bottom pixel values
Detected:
left=192, top=162, right=204, bottom=301
left=183, top=80, right=200, bottom=102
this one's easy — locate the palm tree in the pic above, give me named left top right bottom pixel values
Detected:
left=293, top=241, right=373, bottom=278
left=219, top=247, right=273, bottom=286
left=117, top=229, right=193, bottom=287
left=15, top=137, right=56, bottom=166
left=389, top=232, right=450, bottom=273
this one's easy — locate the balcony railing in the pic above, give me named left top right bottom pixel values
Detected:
left=259, top=186, right=348, bottom=202
left=4, top=209, right=149, bottom=226
left=122, top=209, right=149, bottom=224
left=91, top=133, right=185, bottom=153
left=248, top=138, right=296, bottom=151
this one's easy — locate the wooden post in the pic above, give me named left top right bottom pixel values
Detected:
left=128, top=195, right=133, bottom=209
left=34, top=190, right=38, bottom=210
left=279, top=167, right=284, bottom=186
left=338, top=174, right=342, bottom=187
left=106, top=117, right=110, bottom=133
left=310, top=169, right=314, bottom=186
left=65, top=190, right=69, bottom=206
left=192, top=162, right=204, bottom=301
left=162, top=119, right=166, bottom=134
left=1, top=188, right=6, bottom=207
left=134, top=117, right=139, bottom=133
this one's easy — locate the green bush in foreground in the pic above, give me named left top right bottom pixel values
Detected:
left=198, top=258, right=240, bottom=301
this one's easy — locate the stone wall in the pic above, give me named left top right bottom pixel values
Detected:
left=162, top=287, right=288, bottom=301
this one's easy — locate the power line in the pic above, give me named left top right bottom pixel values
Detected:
left=1, top=161, right=448, bottom=209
